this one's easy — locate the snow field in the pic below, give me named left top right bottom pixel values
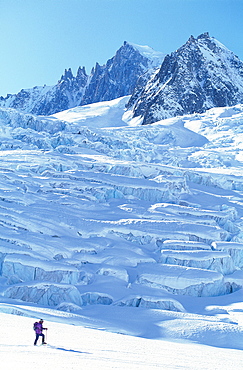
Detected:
left=1, top=311, right=243, bottom=370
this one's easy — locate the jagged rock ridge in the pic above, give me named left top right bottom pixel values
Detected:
left=0, top=42, right=164, bottom=116
left=127, top=32, right=243, bottom=124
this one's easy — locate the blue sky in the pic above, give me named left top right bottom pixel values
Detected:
left=0, top=0, right=242, bottom=96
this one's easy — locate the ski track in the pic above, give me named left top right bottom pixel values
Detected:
left=1, top=313, right=243, bottom=370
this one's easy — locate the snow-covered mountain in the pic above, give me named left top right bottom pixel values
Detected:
left=127, top=32, right=243, bottom=124
left=2, top=33, right=243, bottom=125
left=1, top=97, right=243, bottom=352
left=0, top=67, right=88, bottom=116
left=0, top=42, right=164, bottom=116
left=2, top=33, right=243, bottom=124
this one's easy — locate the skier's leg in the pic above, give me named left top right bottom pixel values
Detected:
left=34, top=333, right=39, bottom=345
left=41, top=333, right=46, bottom=344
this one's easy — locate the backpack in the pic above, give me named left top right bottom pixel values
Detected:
left=33, top=322, right=38, bottom=331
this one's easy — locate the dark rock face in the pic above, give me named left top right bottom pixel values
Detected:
left=0, top=42, right=163, bottom=116
left=128, top=33, right=243, bottom=125
left=81, top=42, right=158, bottom=106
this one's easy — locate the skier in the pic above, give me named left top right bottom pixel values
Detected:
left=33, top=319, right=48, bottom=345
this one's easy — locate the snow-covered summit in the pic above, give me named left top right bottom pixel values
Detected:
left=126, top=41, right=166, bottom=68
left=127, top=32, right=243, bottom=124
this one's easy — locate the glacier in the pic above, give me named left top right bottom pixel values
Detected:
left=0, top=96, right=243, bottom=353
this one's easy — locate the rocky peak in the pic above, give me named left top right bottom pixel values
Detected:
left=60, top=68, right=74, bottom=82
left=77, top=66, right=87, bottom=78
left=0, top=40, right=164, bottom=115
left=128, top=33, right=243, bottom=125
left=5, top=37, right=164, bottom=115
left=81, top=41, right=164, bottom=106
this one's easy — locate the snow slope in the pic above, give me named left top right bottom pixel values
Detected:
left=1, top=310, right=243, bottom=370
left=0, top=97, right=243, bottom=366
left=53, top=96, right=130, bottom=128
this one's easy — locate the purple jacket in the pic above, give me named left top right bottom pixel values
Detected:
left=34, top=322, right=44, bottom=334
